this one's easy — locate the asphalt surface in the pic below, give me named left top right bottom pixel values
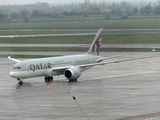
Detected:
left=1, top=52, right=160, bottom=120
left=0, top=33, right=96, bottom=38
left=1, top=29, right=160, bottom=38
left=1, top=28, right=160, bottom=31
left=0, top=44, right=160, bottom=49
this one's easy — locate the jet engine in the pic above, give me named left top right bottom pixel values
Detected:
left=64, top=66, right=82, bottom=80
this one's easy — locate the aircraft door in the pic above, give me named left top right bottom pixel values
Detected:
left=72, top=60, right=76, bottom=65
left=86, top=57, right=90, bottom=64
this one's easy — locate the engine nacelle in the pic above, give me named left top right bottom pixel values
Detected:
left=64, top=66, right=82, bottom=80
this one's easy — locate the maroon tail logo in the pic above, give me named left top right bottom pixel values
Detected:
left=92, top=32, right=102, bottom=55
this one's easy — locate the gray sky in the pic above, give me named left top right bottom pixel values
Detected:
left=0, top=0, right=157, bottom=5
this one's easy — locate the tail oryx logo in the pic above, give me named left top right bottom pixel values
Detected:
left=92, top=32, right=103, bottom=55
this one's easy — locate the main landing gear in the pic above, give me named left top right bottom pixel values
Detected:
left=69, top=79, right=77, bottom=82
left=45, top=76, right=53, bottom=82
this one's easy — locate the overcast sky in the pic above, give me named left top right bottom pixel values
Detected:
left=0, top=0, right=157, bottom=5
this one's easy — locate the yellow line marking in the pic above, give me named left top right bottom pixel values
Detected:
left=107, top=71, right=160, bottom=74
left=41, top=105, right=53, bottom=107
left=134, top=71, right=160, bottom=73
left=107, top=71, right=128, bottom=73
left=148, top=60, right=160, bottom=62
left=129, top=93, right=139, bottom=95
left=93, top=98, right=104, bottom=100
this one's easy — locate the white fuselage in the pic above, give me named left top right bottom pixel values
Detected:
left=10, top=54, right=102, bottom=79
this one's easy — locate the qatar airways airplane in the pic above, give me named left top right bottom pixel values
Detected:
left=8, top=28, right=142, bottom=85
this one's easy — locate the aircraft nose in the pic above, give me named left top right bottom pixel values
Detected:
left=10, top=72, right=16, bottom=78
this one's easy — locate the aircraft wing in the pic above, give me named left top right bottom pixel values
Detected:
left=96, top=55, right=122, bottom=62
left=8, top=56, right=21, bottom=63
left=50, top=57, right=149, bottom=73
left=52, top=66, right=71, bottom=72
left=79, top=57, right=149, bottom=69
left=50, top=58, right=125, bottom=72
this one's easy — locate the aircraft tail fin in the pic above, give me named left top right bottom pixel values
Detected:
left=87, top=28, right=103, bottom=55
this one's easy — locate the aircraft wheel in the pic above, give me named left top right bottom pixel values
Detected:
left=69, top=79, right=77, bottom=82
left=48, top=77, right=51, bottom=81
left=69, top=79, right=73, bottom=82
left=50, top=77, right=53, bottom=81
left=45, top=76, right=53, bottom=82
left=19, top=81, right=23, bottom=85
left=45, top=77, right=48, bottom=82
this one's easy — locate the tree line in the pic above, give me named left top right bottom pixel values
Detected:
left=0, top=1, right=160, bottom=22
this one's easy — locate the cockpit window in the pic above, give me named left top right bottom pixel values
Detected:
left=13, top=67, right=21, bottom=69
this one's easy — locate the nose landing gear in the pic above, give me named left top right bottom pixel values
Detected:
left=19, top=81, right=23, bottom=85
left=17, top=78, right=23, bottom=85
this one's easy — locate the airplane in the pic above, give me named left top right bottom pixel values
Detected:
left=8, top=28, right=144, bottom=85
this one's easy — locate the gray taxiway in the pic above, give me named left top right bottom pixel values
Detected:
left=1, top=52, right=160, bottom=120
left=1, top=44, right=160, bottom=49
left=1, top=28, right=160, bottom=38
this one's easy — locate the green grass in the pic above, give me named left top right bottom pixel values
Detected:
left=0, top=35, right=94, bottom=44
left=104, top=34, right=158, bottom=44
left=0, top=33, right=159, bottom=44
left=12, top=14, right=160, bottom=22
left=1, top=55, right=60, bottom=58
left=101, top=48, right=159, bottom=52
left=2, top=29, right=157, bottom=35
left=0, top=30, right=97, bottom=35
left=2, top=17, right=160, bottom=29
left=0, top=48, right=159, bottom=53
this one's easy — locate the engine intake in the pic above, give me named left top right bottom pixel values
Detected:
left=64, top=67, right=82, bottom=80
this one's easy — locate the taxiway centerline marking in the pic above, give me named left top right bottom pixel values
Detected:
left=93, top=98, right=104, bottom=100
left=41, top=105, right=53, bottom=107
left=107, top=71, right=160, bottom=73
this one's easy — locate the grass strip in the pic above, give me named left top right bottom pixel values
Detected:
left=1, top=18, right=160, bottom=29
left=0, top=47, right=159, bottom=52
left=1, top=54, right=60, bottom=58
left=0, top=33, right=160, bottom=44
left=0, top=30, right=97, bottom=35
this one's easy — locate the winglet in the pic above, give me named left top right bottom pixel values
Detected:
left=8, top=56, right=21, bottom=63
